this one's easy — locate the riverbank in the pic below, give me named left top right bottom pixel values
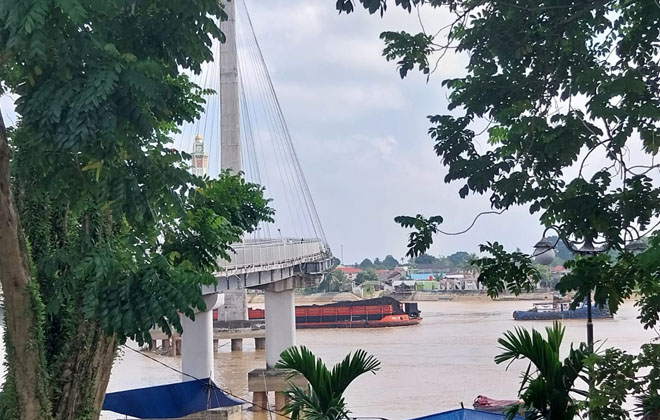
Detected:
left=247, top=290, right=557, bottom=305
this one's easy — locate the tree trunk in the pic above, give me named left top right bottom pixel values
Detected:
left=51, top=321, right=116, bottom=420
left=0, top=111, right=51, bottom=419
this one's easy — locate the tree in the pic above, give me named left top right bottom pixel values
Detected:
left=495, top=322, right=589, bottom=420
left=447, top=251, right=470, bottom=267
left=339, top=0, right=660, bottom=337
left=413, top=254, right=438, bottom=265
left=0, top=2, right=274, bottom=420
left=275, top=346, right=380, bottom=420
left=354, top=269, right=378, bottom=285
left=546, top=236, right=573, bottom=262
left=337, top=0, right=660, bottom=323
left=337, top=1, right=660, bottom=415
left=336, top=0, right=660, bottom=415
left=382, top=255, right=399, bottom=269
left=319, top=270, right=348, bottom=293
left=358, top=258, right=373, bottom=270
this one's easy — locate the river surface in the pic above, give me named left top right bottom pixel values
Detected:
left=0, top=300, right=656, bottom=419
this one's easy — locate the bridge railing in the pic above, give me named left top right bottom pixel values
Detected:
left=216, top=238, right=331, bottom=274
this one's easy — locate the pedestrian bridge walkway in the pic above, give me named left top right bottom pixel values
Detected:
left=203, top=238, right=332, bottom=293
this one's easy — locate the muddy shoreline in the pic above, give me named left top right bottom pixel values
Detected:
left=247, top=290, right=558, bottom=305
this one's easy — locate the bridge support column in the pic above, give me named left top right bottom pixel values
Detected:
left=230, top=338, right=243, bottom=351
left=265, top=287, right=295, bottom=368
left=221, top=289, right=248, bottom=322
left=254, top=337, right=265, bottom=350
left=251, top=392, right=267, bottom=412
left=181, top=294, right=224, bottom=381
left=275, top=392, right=289, bottom=412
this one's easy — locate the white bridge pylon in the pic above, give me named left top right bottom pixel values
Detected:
left=179, top=0, right=333, bottom=382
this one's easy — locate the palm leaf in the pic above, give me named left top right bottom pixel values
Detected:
left=276, top=345, right=333, bottom=406
left=329, top=349, right=381, bottom=394
left=277, top=346, right=380, bottom=420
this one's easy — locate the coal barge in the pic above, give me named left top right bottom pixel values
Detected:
left=248, top=297, right=422, bottom=328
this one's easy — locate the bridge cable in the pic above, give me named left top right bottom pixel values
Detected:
left=236, top=4, right=309, bottom=239
left=241, top=0, right=327, bottom=243
left=241, top=11, right=315, bottom=241
left=238, top=0, right=318, bottom=240
left=236, top=14, right=299, bottom=239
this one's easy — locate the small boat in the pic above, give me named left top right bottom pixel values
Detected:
left=248, top=297, right=422, bottom=329
left=473, top=395, right=523, bottom=413
left=513, top=296, right=612, bottom=320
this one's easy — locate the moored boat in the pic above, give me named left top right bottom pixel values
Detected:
left=248, top=296, right=422, bottom=328
left=513, top=296, right=612, bottom=320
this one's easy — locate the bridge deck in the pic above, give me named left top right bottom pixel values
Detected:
left=203, top=238, right=333, bottom=293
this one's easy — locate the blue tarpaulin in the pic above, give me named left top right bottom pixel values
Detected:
left=409, top=408, right=523, bottom=420
left=102, top=378, right=242, bottom=418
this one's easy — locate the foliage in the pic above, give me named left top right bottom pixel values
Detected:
left=0, top=0, right=274, bottom=418
left=335, top=0, right=660, bottom=329
left=447, top=251, right=470, bottom=267
left=534, top=264, right=552, bottom=289
left=319, top=270, right=349, bottom=293
left=587, top=348, right=639, bottom=420
left=413, top=253, right=439, bottom=265
left=471, top=242, right=540, bottom=298
left=358, top=258, right=374, bottom=270
left=545, top=236, right=573, bottom=262
left=586, top=343, right=660, bottom=420
left=636, top=343, right=660, bottom=419
left=355, top=269, right=378, bottom=285
left=335, top=1, right=660, bottom=417
left=495, top=322, right=589, bottom=420
left=395, top=215, right=443, bottom=258
left=275, top=346, right=380, bottom=420
left=382, top=255, right=399, bottom=269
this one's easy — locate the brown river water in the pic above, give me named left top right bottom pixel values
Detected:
left=1, top=299, right=656, bottom=419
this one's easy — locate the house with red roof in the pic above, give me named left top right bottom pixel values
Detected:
left=335, top=266, right=361, bottom=281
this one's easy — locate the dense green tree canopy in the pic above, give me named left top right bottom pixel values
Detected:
left=413, top=253, right=438, bottom=265
left=545, top=235, right=573, bottom=262
left=447, top=251, right=470, bottom=267
left=0, top=1, right=273, bottom=419
left=358, top=258, right=374, bottom=270
left=382, top=254, right=399, bottom=269
left=355, top=269, right=378, bottom=285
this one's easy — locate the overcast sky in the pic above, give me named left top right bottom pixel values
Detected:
left=0, top=1, right=547, bottom=265
left=242, top=0, right=543, bottom=264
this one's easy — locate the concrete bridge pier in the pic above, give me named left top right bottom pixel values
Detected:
left=230, top=338, right=243, bottom=351
left=255, top=337, right=266, bottom=349
left=181, top=294, right=224, bottom=381
left=248, top=277, right=301, bottom=411
left=264, top=286, right=295, bottom=368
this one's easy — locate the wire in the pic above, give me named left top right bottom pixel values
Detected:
left=436, top=210, right=506, bottom=236
left=122, top=344, right=294, bottom=419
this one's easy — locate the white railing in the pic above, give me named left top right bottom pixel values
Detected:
left=216, top=238, right=330, bottom=274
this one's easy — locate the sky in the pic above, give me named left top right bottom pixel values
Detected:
left=0, top=1, right=553, bottom=265
left=241, top=0, right=542, bottom=264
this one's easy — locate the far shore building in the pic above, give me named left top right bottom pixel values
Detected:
left=335, top=266, right=361, bottom=281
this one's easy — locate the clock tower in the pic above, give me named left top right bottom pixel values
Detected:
left=191, top=133, right=208, bottom=177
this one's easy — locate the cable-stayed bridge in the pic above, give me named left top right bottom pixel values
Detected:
left=173, top=0, right=333, bottom=402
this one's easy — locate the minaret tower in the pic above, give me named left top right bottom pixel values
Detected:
left=191, top=133, right=208, bottom=177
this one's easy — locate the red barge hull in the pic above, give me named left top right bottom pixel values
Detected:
left=246, top=297, right=421, bottom=329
